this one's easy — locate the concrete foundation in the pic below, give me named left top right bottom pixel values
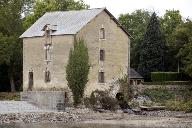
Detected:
left=20, top=91, right=69, bottom=111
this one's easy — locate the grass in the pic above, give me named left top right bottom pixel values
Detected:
left=0, top=92, right=20, bottom=101
left=141, top=88, right=175, bottom=104
left=140, top=88, right=192, bottom=112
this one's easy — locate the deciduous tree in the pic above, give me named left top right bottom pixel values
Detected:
left=0, top=0, right=27, bottom=91
left=118, top=10, right=151, bottom=69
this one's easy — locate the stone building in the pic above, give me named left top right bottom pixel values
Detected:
left=130, top=68, right=144, bottom=85
left=20, top=8, right=131, bottom=96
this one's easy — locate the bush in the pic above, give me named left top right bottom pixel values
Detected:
left=89, top=90, right=118, bottom=111
left=151, top=72, right=179, bottom=82
left=116, top=75, right=134, bottom=101
left=165, top=100, right=192, bottom=112
left=185, top=100, right=192, bottom=112
left=143, top=81, right=192, bottom=85
left=141, top=88, right=174, bottom=103
left=165, top=100, right=186, bottom=111
left=0, top=92, right=20, bottom=100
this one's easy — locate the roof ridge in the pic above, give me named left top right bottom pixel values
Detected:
left=45, top=7, right=105, bottom=14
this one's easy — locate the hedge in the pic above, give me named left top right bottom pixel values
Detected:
left=143, top=81, right=192, bottom=85
left=151, top=72, right=179, bottom=82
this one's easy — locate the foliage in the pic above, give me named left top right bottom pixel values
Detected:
left=0, top=92, right=20, bottom=101
left=118, top=9, right=190, bottom=77
left=137, top=12, right=166, bottom=79
left=165, top=100, right=185, bottom=111
left=116, top=75, right=133, bottom=101
left=165, top=89, right=192, bottom=112
left=0, top=0, right=25, bottom=92
left=66, top=39, right=90, bottom=106
left=151, top=72, right=179, bottom=82
left=176, top=20, right=192, bottom=77
left=89, top=90, right=118, bottom=111
left=143, top=81, right=192, bottom=85
left=23, top=0, right=89, bottom=29
left=142, top=88, right=175, bottom=103
left=165, top=100, right=192, bottom=112
left=161, top=10, right=183, bottom=47
left=184, top=100, right=192, bottom=112
left=118, top=9, right=151, bottom=69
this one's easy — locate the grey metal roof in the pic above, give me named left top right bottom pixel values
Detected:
left=130, top=68, right=143, bottom=79
left=20, top=8, right=105, bottom=38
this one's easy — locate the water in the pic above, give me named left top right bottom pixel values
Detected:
left=0, top=123, right=148, bottom=128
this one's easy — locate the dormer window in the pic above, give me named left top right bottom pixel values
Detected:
left=100, top=27, right=105, bottom=39
left=42, top=24, right=57, bottom=38
left=46, top=29, right=51, bottom=37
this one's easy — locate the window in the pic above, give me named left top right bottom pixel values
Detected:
left=64, top=92, right=68, bottom=99
left=100, top=28, right=105, bottom=39
left=45, top=70, right=51, bottom=83
left=100, top=49, right=105, bottom=61
left=28, top=71, right=33, bottom=90
left=98, top=72, right=105, bottom=83
left=44, top=44, right=52, bottom=61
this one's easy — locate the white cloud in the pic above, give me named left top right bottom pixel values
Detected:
left=83, top=0, right=192, bottom=18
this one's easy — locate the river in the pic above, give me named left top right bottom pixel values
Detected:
left=0, top=123, right=143, bottom=128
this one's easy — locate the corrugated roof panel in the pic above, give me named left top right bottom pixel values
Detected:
left=20, top=8, right=104, bottom=38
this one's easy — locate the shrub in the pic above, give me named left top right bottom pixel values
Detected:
left=89, top=90, right=118, bottom=111
left=83, top=97, right=91, bottom=108
left=165, top=100, right=186, bottom=111
left=151, top=72, right=179, bottom=82
left=185, top=100, right=192, bottom=112
left=0, top=92, right=20, bottom=101
left=143, top=81, right=192, bottom=85
left=142, top=88, right=174, bottom=103
left=66, top=39, right=90, bottom=106
left=117, top=75, right=134, bottom=101
left=165, top=100, right=192, bottom=112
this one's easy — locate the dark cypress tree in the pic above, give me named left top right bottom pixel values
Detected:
left=137, top=12, right=166, bottom=79
left=66, top=39, right=90, bottom=106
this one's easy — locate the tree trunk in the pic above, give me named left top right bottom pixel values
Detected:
left=10, top=74, right=16, bottom=92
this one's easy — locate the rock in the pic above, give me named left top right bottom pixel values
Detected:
left=131, top=96, right=152, bottom=106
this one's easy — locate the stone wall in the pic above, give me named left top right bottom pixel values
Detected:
left=23, top=35, right=74, bottom=91
left=20, top=91, right=71, bottom=111
left=76, top=11, right=130, bottom=95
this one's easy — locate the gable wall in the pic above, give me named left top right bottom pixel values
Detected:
left=23, top=35, right=74, bottom=91
left=76, top=10, right=130, bottom=95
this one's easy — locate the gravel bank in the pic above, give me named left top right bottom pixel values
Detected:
left=0, top=107, right=192, bottom=128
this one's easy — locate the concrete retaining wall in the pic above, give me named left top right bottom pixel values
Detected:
left=20, top=91, right=69, bottom=111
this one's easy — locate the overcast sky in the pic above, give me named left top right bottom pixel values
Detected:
left=83, top=0, right=192, bottom=18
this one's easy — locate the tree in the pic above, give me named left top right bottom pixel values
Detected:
left=23, top=0, right=89, bottom=29
left=137, top=12, right=166, bottom=79
left=176, top=20, right=192, bottom=76
left=160, top=10, right=183, bottom=71
left=118, top=9, right=151, bottom=69
left=66, top=39, right=90, bottom=106
left=0, top=0, right=27, bottom=91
